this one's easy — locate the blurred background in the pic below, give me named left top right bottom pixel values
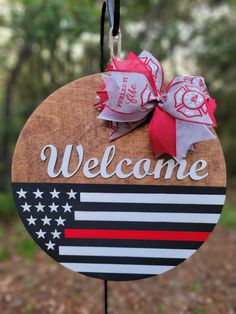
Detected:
left=0, top=0, right=235, bottom=313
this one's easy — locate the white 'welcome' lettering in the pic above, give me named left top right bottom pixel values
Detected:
left=40, top=144, right=208, bottom=181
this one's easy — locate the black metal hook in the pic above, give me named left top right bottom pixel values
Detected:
left=106, top=0, right=114, bottom=28
left=106, top=0, right=120, bottom=37
left=100, top=0, right=121, bottom=72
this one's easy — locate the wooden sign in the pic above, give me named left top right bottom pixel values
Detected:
left=12, top=73, right=226, bottom=281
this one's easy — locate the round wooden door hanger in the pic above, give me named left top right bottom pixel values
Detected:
left=12, top=72, right=226, bottom=281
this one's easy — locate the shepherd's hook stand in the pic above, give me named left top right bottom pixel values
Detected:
left=104, top=280, right=108, bottom=314
left=100, top=2, right=121, bottom=311
left=100, top=0, right=121, bottom=72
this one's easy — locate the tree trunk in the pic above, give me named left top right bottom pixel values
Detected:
left=0, top=46, right=32, bottom=191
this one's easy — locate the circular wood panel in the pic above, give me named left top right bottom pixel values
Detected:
left=12, top=74, right=227, bottom=281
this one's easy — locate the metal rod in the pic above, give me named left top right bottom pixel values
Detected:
left=104, top=280, right=108, bottom=314
left=106, top=0, right=114, bottom=28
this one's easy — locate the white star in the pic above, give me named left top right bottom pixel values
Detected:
left=55, top=216, right=66, bottom=226
left=51, top=229, right=61, bottom=239
left=50, top=188, right=60, bottom=199
left=17, top=188, right=27, bottom=198
left=27, top=215, right=37, bottom=225
left=67, top=189, right=77, bottom=199
left=33, top=188, right=44, bottom=199
left=35, top=202, right=45, bottom=212
left=36, top=229, right=46, bottom=239
left=41, top=215, right=52, bottom=226
left=21, top=202, right=31, bottom=212
left=45, top=240, right=55, bottom=251
left=49, top=202, right=59, bottom=213
left=62, top=203, right=72, bottom=213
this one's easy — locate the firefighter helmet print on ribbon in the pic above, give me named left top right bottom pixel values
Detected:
left=12, top=73, right=226, bottom=281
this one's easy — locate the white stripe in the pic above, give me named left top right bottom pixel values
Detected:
left=80, top=192, right=225, bottom=205
left=74, top=211, right=220, bottom=224
left=59, top=246, right=196, bottom=259
left=60, top=263, right=174, bottom=275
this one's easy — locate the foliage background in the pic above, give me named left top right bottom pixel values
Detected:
left=0, top=0, right=236, bottom=192
left=0, top=0, right=235, bottom=313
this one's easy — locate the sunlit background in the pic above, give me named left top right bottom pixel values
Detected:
left=0, top=1, right=236, bottom=313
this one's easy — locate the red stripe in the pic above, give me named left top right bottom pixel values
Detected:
left=64, top=229, right=210, bottom=241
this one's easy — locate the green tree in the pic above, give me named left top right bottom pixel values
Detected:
left=0, top=0, right=235, bottom=194
left=0, top=0, right=100, bottom=189
left=195, top=1, right=236, bottom=176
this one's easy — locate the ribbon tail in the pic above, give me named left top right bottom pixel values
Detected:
left=109, top=118, right=147, bottom=141
left=207, top=98, right=217, bottom=127
left=149, top=107, right=176, bottom=158
left=176, top=120, right=216, bottom=161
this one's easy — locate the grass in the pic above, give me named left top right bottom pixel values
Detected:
left=193, top=308, right=206, bottom=314
left=0, top=247, right=8, bottom=261
left=12, top=221, right=38, bottom=260
left=0, top=223, right=9, bottom=261
left=156, top=304, right=165, bottom=313
left=25, top=304, right=34, bottom=314
left=220, top=203, right=236, bottom=230
left=0, top=217, right=38, bottom=262
left=190, top=280, right=202, bottom=293
left=16, top=238, right=38, bottom=260
left=0, top=191, right=16, bottom=220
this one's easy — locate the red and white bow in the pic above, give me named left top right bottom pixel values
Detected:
left=95, top=51, right=217, bottom=161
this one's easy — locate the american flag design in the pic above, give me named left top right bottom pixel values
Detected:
left=12, top=183, right=226, bottom=281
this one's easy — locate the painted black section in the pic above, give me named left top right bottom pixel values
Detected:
left=58, top=238, right=204, bottom=250
left=58, top=256, right=184, bottom=266
left=12, top=182, right=226, bottom=195
left=67, top=221, right=215, bottom=232
left=81, top=273, right=154, bottom=281
left=78, top=203, right=223, bottom=213
left=12, top=182, right=225, bottom=281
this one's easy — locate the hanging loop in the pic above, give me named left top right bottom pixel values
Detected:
left=109, top=27, right=122, bottom=60
left=100, top=0, right=121, bottom=72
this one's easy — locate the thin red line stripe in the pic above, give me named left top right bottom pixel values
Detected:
left=64, top=229, right=210, bottom=241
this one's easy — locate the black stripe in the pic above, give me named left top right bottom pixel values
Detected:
left=77, top=203, right=223, bottom=213
left=68, top=221, right=215, bottom=232
left=58, top=238, right=203, bottom=250
left=80, top=273, right=154, bottom=281
left=12, top=182, right=226, bottom=195
left=78, top=184, right=226, bottom=195
left=58, top=255, right=184, bottom=266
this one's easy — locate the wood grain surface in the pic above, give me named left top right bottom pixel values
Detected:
left=12, top=73, right=227, bottom=187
